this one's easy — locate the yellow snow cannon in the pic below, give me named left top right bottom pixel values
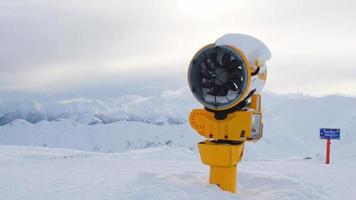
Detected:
left=188, top=33, right=271, bottom=193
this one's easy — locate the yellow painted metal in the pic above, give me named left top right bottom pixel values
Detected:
left=189, top=109, right=218, bottom=139
left=198, top=140, right=244, bottom=193
left=250, top=94, right=261, bottom=112
left=189, top=109, right=262, bottom=141
left=198, top=140, right=243, bottom=166
left=210, top=166, right=237, bottom=193
left=189, top=96, right=263, bottom=193
left=258, top=72, right=267, bottom=80
left=254, top=59, right=262, bottom=68
left=190, top=107, right=262, bottom=192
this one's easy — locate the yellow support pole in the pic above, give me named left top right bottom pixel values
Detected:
left=210, top=166, right=237, bottom=193
left=198, top=140, right=244, bottom=193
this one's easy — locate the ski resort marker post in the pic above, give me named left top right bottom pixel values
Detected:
left=320, top=128, right=340, bottom=164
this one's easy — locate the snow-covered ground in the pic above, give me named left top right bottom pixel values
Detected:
left=1, top=145, right=355, bottom=200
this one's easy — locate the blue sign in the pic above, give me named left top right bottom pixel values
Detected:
left=320, top=128, right=340, bottom=140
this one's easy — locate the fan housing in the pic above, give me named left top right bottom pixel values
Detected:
left=188, top=45, right=251, bottom=110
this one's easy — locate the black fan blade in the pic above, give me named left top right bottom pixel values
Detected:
left=201, top=68, right=212, bottom=79
left=201, top=61, right=213, bottom=78
left=228, top=70, right=243, bottom=81
left=210, top=50, right=218, bottom=62
left=226, top=59, right=243, bottom=71
left=221, top=53, right=231, bottom=66
left=201, top=78, right=214, bottom=88
left=226, top=82, right=239, bottom=91
left=206, top=59, right=215, bottom=71
left=208, top=85, right=228, bottom=96
left=216, top=85, right=229, bottom=96
left=208, top=50, right=223, bottom=70
left=207, top=86, right=217, bottom=95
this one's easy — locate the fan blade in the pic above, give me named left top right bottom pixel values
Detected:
left=201, top=78, right=214, bottom=88
left=215, top=50, right=226, bottom=69
left=210, top=50, right=218, bottom=62
left=221, top=53, right=231, bottom=66
left=201, top=69, right=212, bottom=79
left=201, top=61, right=213, bottom=78
left=228, top=70, right=243, bottom=81
left=206, top=59, right=215, bottom=71
left=207, top=86, right=217, bottom=95
left=208, top=85, right=228, bottom=96
left=226, top=82, right=238, bottom=91
left=216, top=85, right=229, bottom=96
left=226, top=59, right=243, bottom=71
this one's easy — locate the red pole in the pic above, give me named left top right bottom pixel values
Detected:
left=326, top=139, right=331, bottom=164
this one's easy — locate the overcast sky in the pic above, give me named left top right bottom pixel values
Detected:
left=1, top=0, right=356, bottom=100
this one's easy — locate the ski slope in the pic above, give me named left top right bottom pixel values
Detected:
left=1, top=145, right=355, bottom=200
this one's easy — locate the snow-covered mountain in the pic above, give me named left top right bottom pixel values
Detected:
left=0, top=87, right=356, bottom=159
left=0, top=87, right=195, bottom=126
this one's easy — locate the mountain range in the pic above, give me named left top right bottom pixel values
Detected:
left=1, top=87, right=355, bottom=160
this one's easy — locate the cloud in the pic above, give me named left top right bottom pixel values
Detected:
left=0, top=0, right=355, bottom=97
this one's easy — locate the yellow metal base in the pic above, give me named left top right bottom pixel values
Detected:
left=189, top=108, right=262, bottom=142
left=210, top=166, right=237, bottom=193
left=198, top=140, right=244, bottom=193
left=189, top=94, right=263, bottom=193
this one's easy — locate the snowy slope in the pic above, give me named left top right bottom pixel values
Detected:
left=1, top=145, right=355, bottom=200
left=0, top=119, right=202, bottom=153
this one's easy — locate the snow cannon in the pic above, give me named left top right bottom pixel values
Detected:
left=188, top=33, right=271, bottom=193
